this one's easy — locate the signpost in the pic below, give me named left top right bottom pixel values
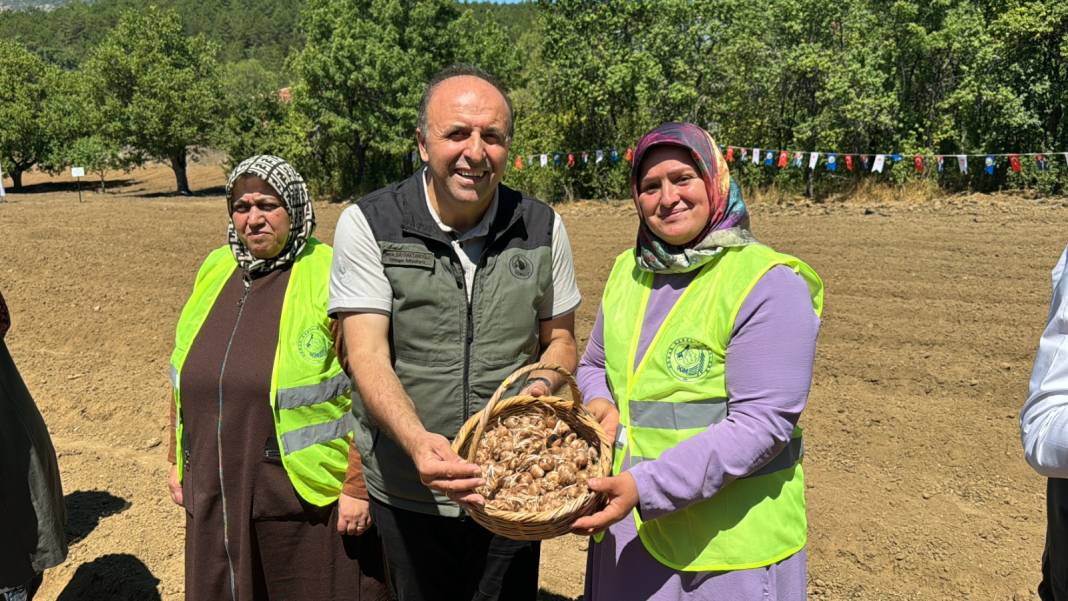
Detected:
left=71, top=166, right=85, bottom=203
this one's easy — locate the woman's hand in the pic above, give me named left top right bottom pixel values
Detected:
left=168, top=464, right=183, bottom=507
left=337, top=493, right=372, bottom=536
left=570, top=472, right=639, bottom=536
left=586, top=397, right=620, bottom=442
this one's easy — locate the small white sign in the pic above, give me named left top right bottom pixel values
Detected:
left=71, top=167, right=85, bottom=178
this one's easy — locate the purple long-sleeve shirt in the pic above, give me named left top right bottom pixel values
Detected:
left=578, top=264, right=820, bottom=601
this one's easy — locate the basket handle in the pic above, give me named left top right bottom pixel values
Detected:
left=464, top=362, right=583, bottom=463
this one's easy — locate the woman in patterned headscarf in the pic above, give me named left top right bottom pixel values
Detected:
left=571, top=123, right=824, bottom=600
left=166, top=156, right=388, bottom=601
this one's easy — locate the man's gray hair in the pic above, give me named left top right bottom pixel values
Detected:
left=416, top=65, right=514, bottom=139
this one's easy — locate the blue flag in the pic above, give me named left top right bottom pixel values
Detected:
left=764, top=151, right=774, bottom=166
left=984, top=155, right=995, bottom=175
left=826, top=153, right=837, bottom=171
left=610, top=149, right=620, bottom=163
left=891, top=153, right=902, bottom=163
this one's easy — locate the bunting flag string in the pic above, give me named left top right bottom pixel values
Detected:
left=504, top=143, right=1068, bottom=176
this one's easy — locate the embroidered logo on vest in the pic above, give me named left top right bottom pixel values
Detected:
left=509, top=255, right=533, bottom=279
left=666, top=337, right=712, bottom=382
left=297, top=326, right=330, bottom=363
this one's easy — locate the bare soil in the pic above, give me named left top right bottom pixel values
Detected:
left=1, top=162, right=1063, bottom=600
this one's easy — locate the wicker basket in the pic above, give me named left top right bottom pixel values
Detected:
left=451, top=362, right=613, bottom=541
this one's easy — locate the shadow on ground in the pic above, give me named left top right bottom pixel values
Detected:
left=6, top=178, right=135, bottom=195
left=138, top=184, right=225, bottom=199
left=55, top=554, right=160, bottom=601
left=64, top=490, right=131, bottom=545
left=538, top=590, right=583, bottom=601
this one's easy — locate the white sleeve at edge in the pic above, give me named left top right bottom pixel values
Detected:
left=540, top=211, right=582, bottom=319
left=1022, top=244, right=1068, bottom=478
left=328, top=205, right=393, bottom=316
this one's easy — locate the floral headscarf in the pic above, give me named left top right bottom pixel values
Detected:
left=631, top=122, right=755, bottom=273
left=225, top=155, right=316, bottom=276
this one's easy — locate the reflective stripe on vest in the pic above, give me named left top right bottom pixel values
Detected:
left=629, top=398, right=728, bottom=429
left=601, top=244, right=824, bottom=572
left=276, top=372, right=351, bottom=410
left=169, top=240, right=352, bottom=506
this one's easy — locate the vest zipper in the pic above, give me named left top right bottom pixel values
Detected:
left=216, top=272, right=251, bottom=601
left=452, top=262, right=475, bottom=422
left=463, top=272, right=476, bottom=421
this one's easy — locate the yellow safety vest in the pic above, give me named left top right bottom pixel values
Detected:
left=170, top=239, right=352, bottom=506
left=601, top=243, right=823, bottom=571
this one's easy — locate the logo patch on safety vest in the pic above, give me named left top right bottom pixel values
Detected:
left=297, top=327, right=330, bottom=363
left=666, top=337, right=712, bottom=382
left=509, top=255, right=533, bottom=279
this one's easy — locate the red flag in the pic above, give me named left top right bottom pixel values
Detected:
left=567, top=153, right=576, bottom=168
left=845, top=155, right=854, bottom=172
left=624, top=147, right=634, bottom=163
left=514, top=156, right=523, bottom=170
left=726, top=147, right=734, bottom=162
left=914, top=155, right=924, bottom=173
left=1009, top=154, right=1021, bottom=173
left=777, top=151, right=789, bottom=168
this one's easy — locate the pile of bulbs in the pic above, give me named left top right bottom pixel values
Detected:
left=473, top=408, right=600, bottom=512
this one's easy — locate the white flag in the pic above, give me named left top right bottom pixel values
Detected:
left=872, top=154, right=886, bottom=173
left=1063, top=152, right=1068, bottom=165
left=0, top=162, right=5, bottom=198
left=752, top=148, right=760, bottom=164
left=595, top=149, right=604, bottom=163
left=957, top=155, right=968, bottom=174
left=540, top=154, right=548, bottom=167
left=808, top=152, right=820, bottom=170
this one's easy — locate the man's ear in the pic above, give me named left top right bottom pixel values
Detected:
left=416, top=128, right=430, bottom=163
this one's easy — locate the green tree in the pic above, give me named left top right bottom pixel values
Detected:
left=0, top=40, right=58, bottom=190
left=84, top=6, right=222, bottom=195
left=215, top=93, right=315, bottom=178
left=55, top=136, right=129, bottom=193
left=290, top=0, right=474, bottom=197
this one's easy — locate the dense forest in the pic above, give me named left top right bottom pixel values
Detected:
left=0, top=0, right=1065, bottom=200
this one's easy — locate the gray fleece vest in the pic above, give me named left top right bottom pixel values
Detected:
left=352, top=172, right=556, bottom=516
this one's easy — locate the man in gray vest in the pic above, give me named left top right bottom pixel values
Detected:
left=329, top=65, right=581, bottom=601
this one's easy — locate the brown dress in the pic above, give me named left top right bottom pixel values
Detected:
left=172, top=266, right=389, bottom=601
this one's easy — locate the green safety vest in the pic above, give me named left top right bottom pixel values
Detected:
left=170, top=239, right=352, bottom=507
left=601, top=243, right=824, bottom=571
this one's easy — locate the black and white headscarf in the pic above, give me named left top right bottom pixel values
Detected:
left=225, top=155, right=315, bottom=275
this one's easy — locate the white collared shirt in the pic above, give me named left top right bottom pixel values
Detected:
left=421, top=169, right=497, bottom=295
left=1022, top=244, right=1068, bottom=478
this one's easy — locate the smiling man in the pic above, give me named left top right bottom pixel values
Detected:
left=328, top=65, right=581, bottom=601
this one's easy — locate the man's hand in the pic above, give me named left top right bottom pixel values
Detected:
left=336, top=493, right=372, bottom=536
left=168, top=464, right=183, bottom=507
left=570, top=472, right=639, bottom=536
left=586, top=397, right=620, bottom=442
left=411, top=432, right=486, bottom=506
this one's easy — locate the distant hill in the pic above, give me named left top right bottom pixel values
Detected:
left=0, top=0, right=66, bottom=9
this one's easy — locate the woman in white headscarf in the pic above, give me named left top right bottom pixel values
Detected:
left=166, top=156, right=388, bottom=601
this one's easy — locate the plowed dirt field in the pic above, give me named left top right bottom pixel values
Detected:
left=1, top=162, right=1063, bottom=600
